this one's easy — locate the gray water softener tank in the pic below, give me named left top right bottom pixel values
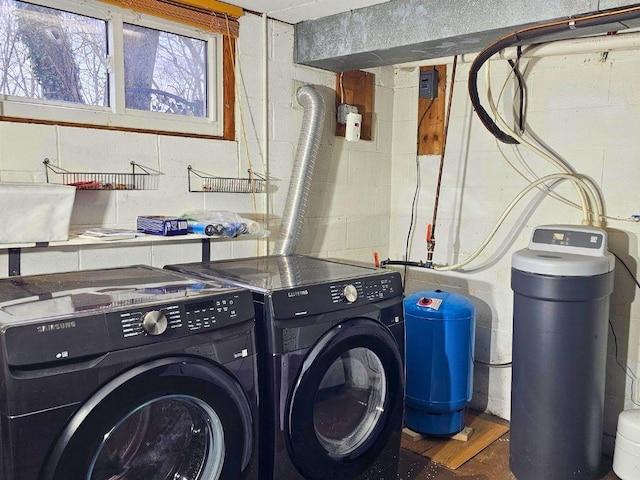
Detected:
left=510, top=225, right=615, bottom=480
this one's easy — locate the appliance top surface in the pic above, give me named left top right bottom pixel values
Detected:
left=169, top=255, right=387, bottom=292
left=0, top=265, right=242, bottom=326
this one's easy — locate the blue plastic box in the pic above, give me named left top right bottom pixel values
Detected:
left=137, top=216, right=188, bottom=236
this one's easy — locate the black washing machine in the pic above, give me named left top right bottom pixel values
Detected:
left=0, top=265, right=258, bottom=480
left=166, top=254, right=405, bottom=480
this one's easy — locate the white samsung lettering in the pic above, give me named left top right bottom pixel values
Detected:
left=36, top=321, right=77, bottom=333
left=287, top=289, right=309, bottom=297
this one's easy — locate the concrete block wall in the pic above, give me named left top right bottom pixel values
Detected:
left=0, top=119, right=264, bottom=275
left=8, top=8, right=640, bottom=457
left=239, top=14, right=395, bottom=264
left=297, top=67, right=395, bottom=263
left=0, top=14, right=394, bottom=278
left=390, top=47, right=640, bottom=450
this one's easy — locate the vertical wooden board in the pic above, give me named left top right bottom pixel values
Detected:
left=417, top=64, right=446, bottom=155
left=223, top=36, right=236, bottom=141
left=335, top=70, right=374, bottom=141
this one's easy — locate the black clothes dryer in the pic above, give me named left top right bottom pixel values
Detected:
left=166, top=254, right=405, bottom=480
left=0, top=265, right=258, bottom=480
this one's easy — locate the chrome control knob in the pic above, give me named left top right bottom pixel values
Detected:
left=141, top=310, right=168, bottom=336
left=342, top=284, right=358, bottom=303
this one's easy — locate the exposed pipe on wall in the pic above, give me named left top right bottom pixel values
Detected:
left=500, top=30, right=640, bottom=60
left=273, top=85, right=325, bottom=256
left=395, top=29, right=640, bottom=68
left=469, top=5, right=640, bottom=145
left=262, top=13, right=270, bottom=255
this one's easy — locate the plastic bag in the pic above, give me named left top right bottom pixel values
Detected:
left=181, top=210, right=268, bottom=237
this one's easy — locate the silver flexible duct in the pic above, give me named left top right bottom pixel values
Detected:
left=274, top=85, right=325, bottom=256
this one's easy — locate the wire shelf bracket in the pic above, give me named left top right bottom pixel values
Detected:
left=43, top=158, right=162, bottom=190
left=187, top=165, right=267, bottom=193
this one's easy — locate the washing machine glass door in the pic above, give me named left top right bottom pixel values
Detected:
left=41, top=357, right=254, bottom=480
left=287, top=319, right=403, bottom=480
left=87, top=394, right=225, bottom=479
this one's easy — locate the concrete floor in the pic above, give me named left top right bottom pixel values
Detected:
left=396, top=415, right=621, bottom=480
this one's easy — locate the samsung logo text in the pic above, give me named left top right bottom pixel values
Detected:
left=287, top=289, right=309, bottom=298
left=37, top=321, right=77, bottom=333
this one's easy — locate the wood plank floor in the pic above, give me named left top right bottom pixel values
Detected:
left=396, top=412, right=621, bottom=479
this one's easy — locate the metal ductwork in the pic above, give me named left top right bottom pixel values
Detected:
left=274, top=85, right=325, bottom=256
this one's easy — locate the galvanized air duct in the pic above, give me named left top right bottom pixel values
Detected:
left=274, top=85, right=325, bottom=255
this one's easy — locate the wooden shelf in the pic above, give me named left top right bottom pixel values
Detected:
left=0, top=232, right=259, bottom=250
left=1, top=232, right=268, bottom=277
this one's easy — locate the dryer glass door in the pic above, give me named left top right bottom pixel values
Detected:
left=313, top=347, right=386, bottom=456
left=287, top=319, right=403, bottom=480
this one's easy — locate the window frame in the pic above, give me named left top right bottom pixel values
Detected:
left=0, top=0, right=227, bottom=138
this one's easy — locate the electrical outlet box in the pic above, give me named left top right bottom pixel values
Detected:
left=419, top=69, right=439, bottom=99
left=337, top=103, right=358, bottom=124
left=345, top=112, right=362, bottom=141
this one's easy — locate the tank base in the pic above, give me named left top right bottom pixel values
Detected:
left=405, top=406, right=466, bottom=436
left=510, top=457, right=600, bottom=480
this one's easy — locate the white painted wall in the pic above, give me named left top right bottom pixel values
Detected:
left=390, top=48, right=640, bottom=451
left=296, top=65, right=395, bottom=263
left=4, top=8, right=638, bottom=456
left=0, top=13, right=394, bottom=277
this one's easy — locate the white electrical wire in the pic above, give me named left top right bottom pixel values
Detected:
left=225, top=15, right=265, bottom=256
left=628, top=369, right=640, bottom=407
left=495, top=59, right=635, bottom=224
left=433, top=58, right=605, bottom=272
left=492, top=58, right=587, bottom=210
left=436, top=51, right=640, bottom=406
left=428, top=53, right=617, bottom=272
left=485, top=59, right=605, bottom=226
left=262, top=13, right=269, bottom=256
left=495, top=139, right=586, bottom=210
left=433, top=173, right=599, bottom=271
left=493, top=57, right=640, bottom=406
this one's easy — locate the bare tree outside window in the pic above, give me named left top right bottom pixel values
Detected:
left=0, top=0, right=107, bottom=106
left=1, top=1, right=207, bottom=118
left=0, top=0, right=38, bottom=97
left=124, top=23, right=207, bottom=118
left=0, top=0, right=218, bottom=134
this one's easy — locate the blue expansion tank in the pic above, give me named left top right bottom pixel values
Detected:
left=403, top=290, right=475, bottom=435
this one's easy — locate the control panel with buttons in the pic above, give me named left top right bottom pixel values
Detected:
left=272, top=272, right=402, bottom=319
left=109, top=291, right=248, bottom=348
left=4, top=289, right=254, bottom=367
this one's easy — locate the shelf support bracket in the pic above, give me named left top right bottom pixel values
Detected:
left=8, top=248, right=21, bottom=277
left=201, top=239, right=210, bottom=263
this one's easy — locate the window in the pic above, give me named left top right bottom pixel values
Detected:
left=123, top=23, right=207, bottom=118
left=0, top=0, right=225, bottom=137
